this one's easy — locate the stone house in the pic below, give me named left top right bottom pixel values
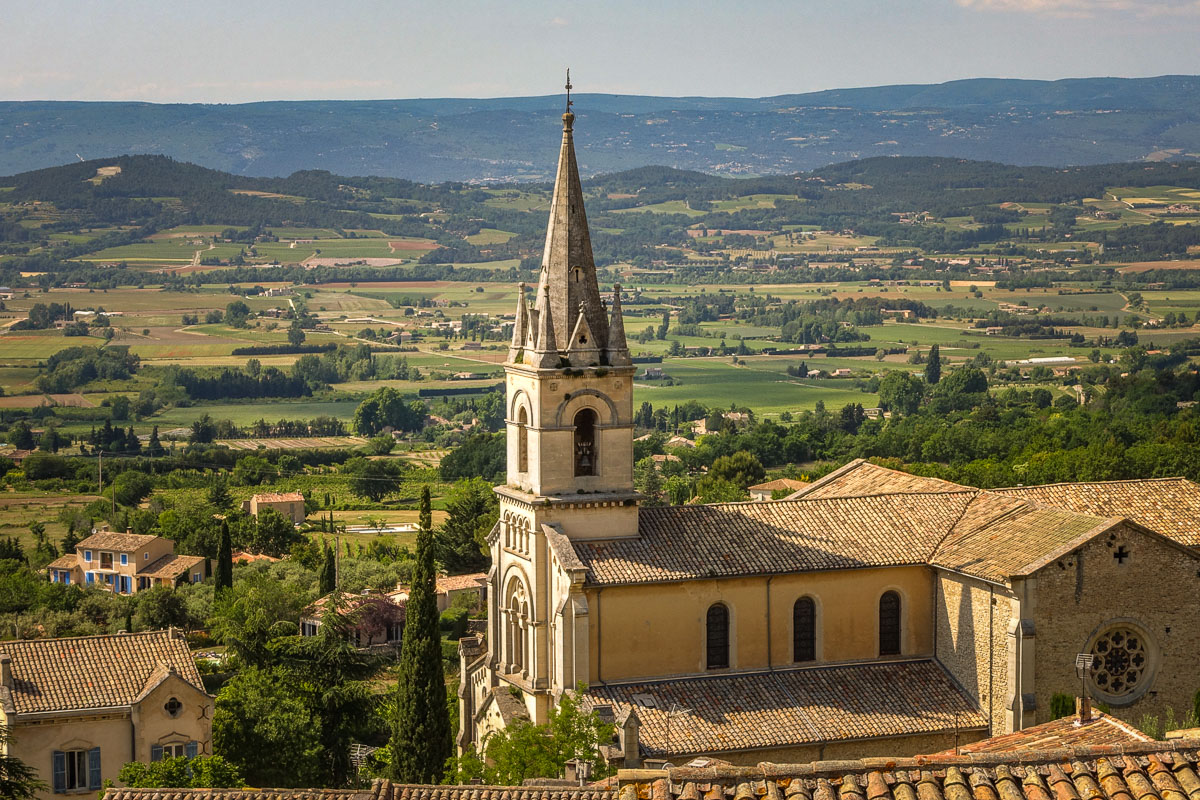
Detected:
left=457, top=105, right=1200, bottom=767
left=748, top=477, right=808, bottom=501
left=46, top=532, right=207, bottom=594
left=244, top=491, right=306, bottom=524
left=300, top=591, right=404, bottom=646
left=0, top=629, right=211, bottom=799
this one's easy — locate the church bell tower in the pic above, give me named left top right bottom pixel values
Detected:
left=479, top=76, right=638, bottom=720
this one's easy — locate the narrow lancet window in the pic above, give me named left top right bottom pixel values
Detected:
left=573, top=408, right=597, bottom=476
left=517, top=407, right=529, bottom=473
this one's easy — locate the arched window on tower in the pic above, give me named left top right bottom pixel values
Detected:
left=879, top=591, right=901, bottom=656
left=506, top=577, right=529, bottom=675
left=573, top=408, right=597, bottom=476
left=517, top=406, right=529, bottom=473
left=793, top=597, right=816, bottom=662
left=706, top=603, right=729, bottom=669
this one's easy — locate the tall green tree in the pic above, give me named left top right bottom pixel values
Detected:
left=435, top=478, right=496, bottom=574
left=925, top=344, right=941, bottom=385
left=390, top=485, right=450, bottom=783
left=214, top=520, right=233, bottom=595
left=319, top=542, right=336, bottom=595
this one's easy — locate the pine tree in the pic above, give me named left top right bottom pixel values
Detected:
left=925, top=344, right=941, bottom=385
left=390, top=485, right=450, bottom=783
left=215, top=520, right=234, bottom=595
left=147, top=425, right=164, bottom=458
left=319, top=542, right=336, bottom=595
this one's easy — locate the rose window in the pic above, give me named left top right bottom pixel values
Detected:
left=1090, top=628, right=1147, bottom=697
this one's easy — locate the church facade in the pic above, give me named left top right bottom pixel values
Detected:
left=458, top=105, right=1200, bottom=766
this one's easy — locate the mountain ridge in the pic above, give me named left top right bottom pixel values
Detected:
left=4, top=75, right=1200, bottom=182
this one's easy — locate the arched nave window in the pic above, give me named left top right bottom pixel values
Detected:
left=706, top=604, right=729, bottom=670
left=879, top=591, right=901, bottom=656
left=793, top=597, right=816, bottom=662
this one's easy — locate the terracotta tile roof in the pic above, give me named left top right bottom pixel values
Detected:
left=930, top=493, right=1115, bottom=582
left=925, top=711, right=1151, bottom=754
left=586, top=660, right=985, bottom=757
left=76, top=531, right=159, bottom=551
left=383, top=785, right=612, bottom=800
left=47, top=554, right=77, bottom=570
left=252, top=492, right=305, bottom=503
left=437, top=573, right=488, bottom=593
left=0, top=629, right=205, bottom=713
left=788, top=460, right=963, bottom=500
left=994, top=478, right=1200, bottom=547
left=750, top=479, right=809, bottom=492
left=141, top=554, right=206, bottom=580
left=614, top=742, right=1200, bottom=800
left=576, top=493, right=973, bottom=585
left=105, top=791, right=367, bottom=800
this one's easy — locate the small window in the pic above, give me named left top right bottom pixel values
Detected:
left=879, top=591, right=901, bottom=656
left=793, top=597, right=816, bottom=662
left=85, top=572, right=94, bottom=585
left=706, top=604, right=730, bottom=670
left=52, top=748, right=100, bottom=793
left=144, top=552, right=149, bottom=560
left=164, top=697, right=182, bottom=718
left=83, top=550, right=92, bottom=562
left=120, top=553, right=128, bottom=566
left=192, top=572, right=202, bottom=583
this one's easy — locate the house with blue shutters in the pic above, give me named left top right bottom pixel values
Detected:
left=46, top=530, right=207, bottom=595
left=0, top=629, right=212, bottom=799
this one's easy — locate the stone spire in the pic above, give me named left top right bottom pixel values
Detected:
left=606, top=284, right=632, bottom=367
left=535, top=102, right=608, bottom=359
left=529, top=285, right=560, bottom=369
left=508, top=282, right=529, bottom=363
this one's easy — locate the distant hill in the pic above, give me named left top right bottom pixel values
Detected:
left=3, top=76, right=1200, bottom=182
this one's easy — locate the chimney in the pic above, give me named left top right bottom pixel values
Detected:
left=1076, top=695, right=1093, bottom=723
left=0, top=654, right=13, bottom=690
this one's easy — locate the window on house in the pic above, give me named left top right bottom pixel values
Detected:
left=85, top=572, right=94, bottom=585
left=151, top=742, right=198, bottom=761
left=517, top=406, right=529, bottom=473
left=573, top=408, right=597, bottom=476
left=164, top=697, right=182, bottom=718
left=83, top=550, right=92, bottom=562
left=879, top=591, right=901, bottom=656
left=52, top=748, right=100, bottom=793
left=144, top=552, right=149, bottom=560
left=99, top=552, right=113, bottom=570
left=793, top=597, right=816, bottom=662
left=192, top=572, right=202, bottom=583
left=120, top=553, right=128, bottom=566
left=706, top=604, right=730, bottom=670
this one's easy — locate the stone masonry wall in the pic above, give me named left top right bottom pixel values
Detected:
left=1032, top=521, right=1200, bottom=728
left=935, top=570, right=1014, bottom=735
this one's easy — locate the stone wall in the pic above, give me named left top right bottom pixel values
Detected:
left=1031, top=521, right=1200, bottom=727
left=934, top=570, right=1014, bottom=735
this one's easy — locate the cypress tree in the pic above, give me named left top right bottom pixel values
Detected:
left=925, top=344, right=941, bottom=385
left=319, top=542, right=336, bottom=595
left=390, top=485, right=449, bottom=782
left=214, top=520, right=233, bottom=594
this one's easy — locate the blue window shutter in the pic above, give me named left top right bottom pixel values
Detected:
left=52, top=751, right=66, bottom=793
left=150, top=744, right=163, bottom=762
left=87, top=747, right=101, bottom=790
left=185, top=741, right=198, bottom=759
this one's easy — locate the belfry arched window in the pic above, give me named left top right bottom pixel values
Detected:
left=706, top=604, right=729, bottom=669
left=879, top=591, right=901, bottom=656
left=517, top=406, right=529, bottom=473
left=794, top=597, right=816, bottom=662
left=573, top=408, right=597, bottom=476
left=505, top=577, right=529, bottom=675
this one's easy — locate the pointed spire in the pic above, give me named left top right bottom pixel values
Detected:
left=606, top=284, right=632, bottom=367
left=508, top=282, right=529, bottom=363
left=535, top=86, right=608, bottom=357
left=529, top=285, right=560, bottom=370
left=567, top=302, right=601, bottom=367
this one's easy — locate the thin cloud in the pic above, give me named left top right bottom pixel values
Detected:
left=547, top=16, right=569, bottom=27
left=954, top=0, right=1200, bottom=16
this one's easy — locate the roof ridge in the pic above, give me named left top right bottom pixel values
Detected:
left=1, top=628, right=178, bottom=647
left=645, top=489, right=979, bottom=513
left=995, top=475, right=1194, bottom=490
left=928, top=489, right=988, bottom=563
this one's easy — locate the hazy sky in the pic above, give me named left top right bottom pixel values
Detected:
left=5, top=0, right=1200, bottom=102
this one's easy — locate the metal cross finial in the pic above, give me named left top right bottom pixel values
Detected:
left=565, top=68, right=573, bottom=112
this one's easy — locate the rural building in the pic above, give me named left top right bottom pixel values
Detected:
left=300, top=591, right=404, bottom=646
left=459, top=109, right=1200, bottom=766
left=666, top=435, right=695, bottom=449
left=831, top=367, right=853, bottom=377
left=748, top=477, right=807, bottom=501
left=244, top=491, right=306, bottom=524
left=0, top=629, right=212, bottom=799
left=46, top=531, right=207, bottom=593
left=393, top=572, right=487, bottom=613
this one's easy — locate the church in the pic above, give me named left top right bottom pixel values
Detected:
left=458, top=97, right=1200, bottom=766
